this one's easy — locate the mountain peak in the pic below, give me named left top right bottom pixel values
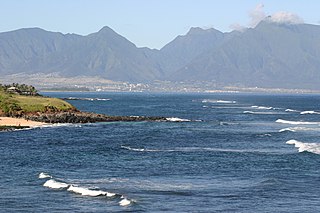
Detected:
left=187, top=27, right=221, bottom=36
left=97, top=26, right=118, bottom=35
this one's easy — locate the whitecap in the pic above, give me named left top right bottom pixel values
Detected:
left=65, top=97, right=110, bottom=101
left=300, top=111, right=320, bottom=115
left=251, top=106, right=273, bottom=110
left=67, top=185, right=116, bottom=197
left=279, top=127, right=320, bottom=132
left=243, top=111, right=280, bottom=115
left=285, top=109, right=298, bottom=112
left=166, top=117, right=190, bottom=122
left=279, top=127, right=296, bottom=132
left=43, top=179, right=69, bottom=189
left=286, top=139, right=320, bottom=154
left=202, top=99, right=236, bottom=104
left=121, top=145, right=147, bottom=152
left=119, top=197, right=132, bottom=206
left=276, top=119, right=319, bottom=125
left=39, top=172, right=52, bottom=179
left=121, top=146, right=279, bottom=154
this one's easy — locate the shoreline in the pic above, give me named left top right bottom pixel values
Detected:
left=0, top=117, right=47, bottom=128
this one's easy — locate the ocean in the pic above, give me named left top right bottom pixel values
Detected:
left=1, top=92, right=320, bottom=212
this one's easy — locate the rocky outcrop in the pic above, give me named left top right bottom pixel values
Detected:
left=22, top=111, right=166, bottom=124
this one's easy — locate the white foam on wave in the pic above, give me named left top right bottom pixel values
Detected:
left=243, top=111, right=280, bottom=115
left=251, top=106, right=273, bottom=110
left=300, top=111, right=320, bottom=115
left=39, top=123, right=82, bottom=129
left=279, top=127, right=320, bottom=132
left=202, top=99, right=236, bottom=104
left=121, top=146, right=278, bottom=154
left=67, top=185, right=116, bottom=197
left=276, top=119, right=319, bottom=125
left=286, top=139, right=320, bottom=154
left=285, top=109, right=298, bottom=112
left=41, top=174, right=128, bottom=206
left=119, top=197, right=133, bottom=206
left=279, top=127, right=296, bottom=132
left=65, top=97, right=111, bottom=101
left=39, top=172, right=52, bottom=179
left=43, top=179, right=69, bottom=189
left=166, top=117, right=190, bottom=122
left=121, top=145, right=159, bottom=152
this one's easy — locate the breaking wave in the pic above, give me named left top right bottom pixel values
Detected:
left=119, top=196, right=134, bottom=206
left=67, top=185, right=116, bottom=197
left=121, top=146, right=280, bottom=154
left=39, top=172, right=132, bottom=206
left=63, top=97, right=111, bottom=101
left=279, top=127, right=320, bottom=132
left=276, top=119, right=320, bottom=125
left=39, top=172, right=52, bottom=179
left=202, top=99, right=236, bottom=104
left=286, top=140, right=320, bottom=154
left=166, top=117, right=190, bottom=122
left=243, top=111, right=281, bottom=115
left=43, top=179, right=69, bottom=189
left=251, top=106, right=273, bottom=110
left=300, top=111, right=320, bottom=115
left=285, top=109, right=299, bottom=112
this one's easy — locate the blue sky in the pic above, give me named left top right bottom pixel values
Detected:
left=0, top=0, right=319, bottom=49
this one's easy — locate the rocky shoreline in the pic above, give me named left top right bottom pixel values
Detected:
left=21, top=111, right=167, bottom=124
left=0, top=125, right=30, bottom=132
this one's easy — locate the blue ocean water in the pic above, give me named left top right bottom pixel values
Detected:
left=1, top=92, right=320, bottom=212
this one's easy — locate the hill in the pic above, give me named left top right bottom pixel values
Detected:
left=0, top=84, right=167, bottom=125
left=0, top=84, right=75, bottom=116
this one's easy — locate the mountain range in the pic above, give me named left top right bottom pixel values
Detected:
left=1, top=19, right=320, bottom=89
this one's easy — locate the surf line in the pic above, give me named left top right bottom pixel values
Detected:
left=39, top=172, right=134, bottom=207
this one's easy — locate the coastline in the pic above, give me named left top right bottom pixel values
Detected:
left=0, top=117, right=47, bottom=128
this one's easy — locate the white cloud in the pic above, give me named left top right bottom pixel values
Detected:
left=229, top=23, right=246, bottom=32
left=229, top=3, right=266, bottom=31
left=249, top=3, right=266, bottom=27
left=268, top=11, right=304, bottom=24
left=229, top=3, right=304, bottom=32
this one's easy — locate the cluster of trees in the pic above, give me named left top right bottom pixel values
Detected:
left=0, top=83, right=38, bottom=96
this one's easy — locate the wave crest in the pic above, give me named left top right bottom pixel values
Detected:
left=43, top=179, right=69, bottom=189
left=202, top=99, right=236, bottom=104
left=251, top=106, right=273, bottom=110
left=286, top=139, right=320, bottom=154
left=276, top=119, right=319, bottom=125
left=166, top=117, right=190, bottom=122
left=300, top=111, right=320, bottom=115
left=67, top=185, right=116, bottom=197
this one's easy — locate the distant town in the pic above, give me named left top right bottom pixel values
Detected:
left=1, top=73, right=318, bottom=94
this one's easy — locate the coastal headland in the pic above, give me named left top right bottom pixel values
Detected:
left=0, top=84, right=166, bottom=131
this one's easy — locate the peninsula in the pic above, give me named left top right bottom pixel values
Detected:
left=0, top=83, right=166, bottom=131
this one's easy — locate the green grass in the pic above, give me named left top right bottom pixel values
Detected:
left=0, top=88, right=75, bottom=115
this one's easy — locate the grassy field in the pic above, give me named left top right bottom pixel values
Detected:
left=0, top=88, right=75, bottom=115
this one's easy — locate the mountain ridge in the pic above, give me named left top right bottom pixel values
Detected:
left=1, top=21, right=320, bottom=89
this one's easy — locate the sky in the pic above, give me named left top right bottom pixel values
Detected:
left=0, top=0, right=319, bottom=49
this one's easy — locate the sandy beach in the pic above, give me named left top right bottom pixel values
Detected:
left=0, top=117, right=46, bottom=127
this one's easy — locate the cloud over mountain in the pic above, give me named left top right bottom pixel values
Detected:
left=230, top=3, right=304, bottom=31
left=268, top=11, right=304, bottom=24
